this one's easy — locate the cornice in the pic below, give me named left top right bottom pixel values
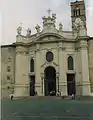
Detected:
left=14, top=39, right=77, bottom=47
left=76, top=36, right=90, bottom=41
left=1, top=44, right=16, bottom=48
left=16, top=46, right=29, bottom=55
left=88, top=37, right=93, bottom=41
left=14, top=34, right=90, bottom=47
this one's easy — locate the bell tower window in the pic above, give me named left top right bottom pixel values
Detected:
left=73, top=7, right=80, bottom=17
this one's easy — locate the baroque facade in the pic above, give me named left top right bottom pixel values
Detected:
left=1, top=0, right=93, bottom=97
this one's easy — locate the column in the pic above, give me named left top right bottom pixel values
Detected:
left=35, top=44, right=42, bottom=95
left=80, top=40, right=91, bottom=95
left=58, top=42, right=67, bottom=96
left=56, top=74, right=59, bottom=93
left=41, top=73, right=44, bottom=96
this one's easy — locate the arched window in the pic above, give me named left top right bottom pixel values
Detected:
left=73, top=10, right=76, bottom=16
left=74, top=9, right=77, bottom=16
left=79, top=9, right=80, bottom=15
left=30, top=59, right=34, bottom=72
left=7, top=66, right=11, bottom=72
left=68, top=56, right=74, bottom=70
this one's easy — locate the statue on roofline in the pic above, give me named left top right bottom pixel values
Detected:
left=52, top=13, right=56, bottom=25
left=35, top=24, right=40, bottom=33
left=26, top=28, right=31, bottom=36
left=17, top=23, right=22, bottom=35
left=59, top=22, right=63, bottom=31
left=42, top=16, right=47, bottom=24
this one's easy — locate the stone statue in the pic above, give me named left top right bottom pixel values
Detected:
left=42, top=16, right=47, bottom=24
left=17, top=23, right=22, bottom=35
left=59, top=22, right=63, bottom=31
left=35, top=24, right=40, bottom=33
left=26, top=28, right=31, bottom=36
left=52, top=13, right=56, bottom=23
left=52, top=13, right=56, bottom=20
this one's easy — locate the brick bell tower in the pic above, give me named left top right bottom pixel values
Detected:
left=71, top=0, right=86, bottom=31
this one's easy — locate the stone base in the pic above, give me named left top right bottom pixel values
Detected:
left=82, top=84, right=91, bottom=96
left=14, top=85, right=29, bottom=97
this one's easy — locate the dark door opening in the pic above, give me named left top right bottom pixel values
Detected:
left=67, top=74, right=76, bottom=95
left=30, top=75, right=35, bottom=96
left=44, top=66, right=56, bottom=96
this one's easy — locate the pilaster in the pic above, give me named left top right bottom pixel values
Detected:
left=35, top=44, right=42, bottom=95
left=80, top=39, right=91, bottom=95
left=14, top=46, right=29, bottom=97
left=58, top=42, right=67, bottom=96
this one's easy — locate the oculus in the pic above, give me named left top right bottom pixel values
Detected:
left=46, top=51, right=53, bottom=62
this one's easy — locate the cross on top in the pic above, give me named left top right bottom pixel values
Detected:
left=47, top=8, right=52, bottom=16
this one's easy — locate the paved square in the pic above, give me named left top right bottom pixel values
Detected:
left=1, top=99, right=93, bottom=120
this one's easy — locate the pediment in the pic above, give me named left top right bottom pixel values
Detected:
left=35, top=33, right=64, bottom=42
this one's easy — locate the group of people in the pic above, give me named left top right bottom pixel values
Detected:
left=9, top=91, right=75, bottom=100
left=49, top=90, right=75, bottom=100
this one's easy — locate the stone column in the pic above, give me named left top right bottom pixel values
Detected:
left=80, top=39, right=91, bottom=95
left=14, top=46, right=29, bottom=97
left=35, top=44, right=42, bottom=95
left=58, top=42, right=67, bottom=96
left=41, top=73, right=44, bottom=96
left=56, top=74, right=59, bottom=92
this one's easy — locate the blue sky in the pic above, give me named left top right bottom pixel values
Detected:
left=0, top=0, right=93, bottom=44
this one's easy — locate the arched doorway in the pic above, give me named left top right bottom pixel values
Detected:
left=44, top=66, right=56, bottom=96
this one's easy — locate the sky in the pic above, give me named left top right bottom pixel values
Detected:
left=0, top=0, right=93, bottom=45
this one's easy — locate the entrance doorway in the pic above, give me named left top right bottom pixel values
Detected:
left=67, top=74, right=76, bottom=95
left=30, top=75, right=35, bottom=96
left=44, top=66, right=56, bottom=96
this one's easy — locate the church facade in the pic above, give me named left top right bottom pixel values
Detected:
left=1, top=0, right=93, bottom=97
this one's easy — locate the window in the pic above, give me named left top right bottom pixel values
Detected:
left=8, top=58, right=11, bottom=62
left=7, top=76, right=10, bottom=80
left=7, top=86, right=10, bottom=89
left=68, top=56, right=74, bottom=70
left=7, top=66, right=11, bottom=72
left=30, top=59, right=34, bottom=72
left=46, top=51, right=53, bottom=62
left=73, top=8, right=80, bottom=16
left=73, top=10, right=76, bottom=16
left=76, top=10, right=77, bottom=16
left=79, top=9, right=80, bottom=15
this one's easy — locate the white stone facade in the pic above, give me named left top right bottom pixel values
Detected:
left=1, top=0, right=93, bottom=97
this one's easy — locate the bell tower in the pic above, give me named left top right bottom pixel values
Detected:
left=71, top=0, right=86, bottom=31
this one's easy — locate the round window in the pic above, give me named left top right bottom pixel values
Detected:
left=46, top=51, right=53, bottom=62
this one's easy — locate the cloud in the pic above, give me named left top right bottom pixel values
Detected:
left=0, top=0, right=93, bottom=44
